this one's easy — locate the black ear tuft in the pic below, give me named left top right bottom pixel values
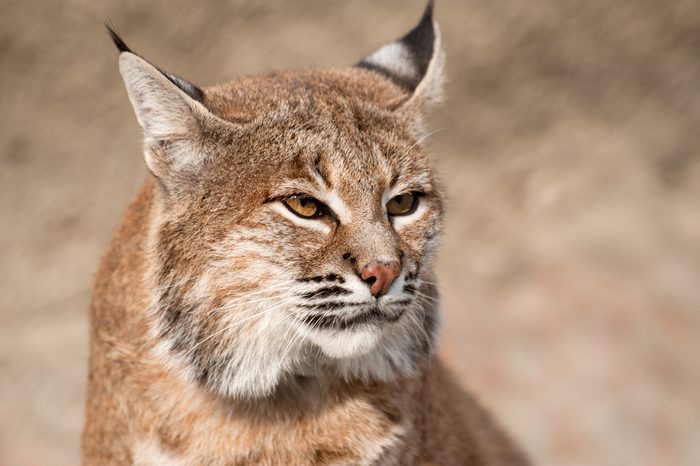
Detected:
left=398, top=0, right=435, bottom=84
left=105, top=25, right=133, bottom=54
left=357, top=1, right=438, bottom=91
left=106, top=25, right=205, bottom=103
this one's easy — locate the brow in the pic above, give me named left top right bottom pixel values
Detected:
left=391, top=170, right=434, bottom=194
left=267, top=178, right=326, bottom=200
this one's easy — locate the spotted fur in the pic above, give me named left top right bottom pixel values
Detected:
left=83, top=3, right=529, bottom=465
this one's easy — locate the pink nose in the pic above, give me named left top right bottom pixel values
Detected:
left=361, top=261, right=401, bottom=297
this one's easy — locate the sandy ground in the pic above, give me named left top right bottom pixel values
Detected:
left=1, top=0, right=699, bottom=465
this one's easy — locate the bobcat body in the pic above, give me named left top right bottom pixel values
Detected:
left=83, top=4, right=529, bottom=465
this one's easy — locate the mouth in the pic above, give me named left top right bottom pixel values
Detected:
left=300, top=300, right=410, bottom=331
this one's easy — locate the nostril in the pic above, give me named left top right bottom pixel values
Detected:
left=360, top=260, right=401, bottom=297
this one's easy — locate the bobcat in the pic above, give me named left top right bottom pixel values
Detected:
left=83, top=3, right=530, bottom=465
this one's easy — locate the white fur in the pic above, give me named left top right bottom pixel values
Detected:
left=305, top=269, right=429, bottom=370
left=308, top=322, right=382, bottom=359
left=322, top=190, right=352, bottom=224
left=363, top=42, right=418, bottom=84
left=342, top=274, right=375, bottom=300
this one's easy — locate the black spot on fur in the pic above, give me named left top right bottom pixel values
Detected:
left=303, top=306, right=405, bottom=331
left=298, top=274, right=345, bottom=284
left=302, top=313, right=342, bottom=329
left=325, top=273, right=345, bottom=283
left=300, top=286, right=352, bottom=300
left=300, top=301, right=365, bottom=311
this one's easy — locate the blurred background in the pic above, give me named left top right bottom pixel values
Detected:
left=1, top=0, right=699, bottom=465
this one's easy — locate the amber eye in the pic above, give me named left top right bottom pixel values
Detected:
left=386, top=192, right=419, bottom=216
left=283, top=196, right=326, bottom=219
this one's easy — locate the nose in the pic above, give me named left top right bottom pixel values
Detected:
left=361, top=260, right=401, bottom=297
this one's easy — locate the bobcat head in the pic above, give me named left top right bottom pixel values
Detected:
left=112, top=2, right=445, bottom=398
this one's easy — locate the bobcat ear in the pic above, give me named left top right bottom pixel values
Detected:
left=118, top=53, right=201, bottom=140
left=357, top=1, right=444, bottom=107
left=107, top=27, right=227, bottom=183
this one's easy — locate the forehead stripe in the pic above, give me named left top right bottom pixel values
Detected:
left=309, top=155, right=333, bottom=190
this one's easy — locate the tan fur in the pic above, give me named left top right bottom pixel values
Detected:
left=84, top=7, right=529, bottom=465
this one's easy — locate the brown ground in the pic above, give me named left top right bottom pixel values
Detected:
left=1, top=0, right=699, bottom=465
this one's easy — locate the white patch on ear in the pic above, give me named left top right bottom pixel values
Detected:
left=363, top=42, right=420, bottom=86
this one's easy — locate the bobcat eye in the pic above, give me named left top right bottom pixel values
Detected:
left=386, top=192, right=419, bottom=216
left=283, top=196, right=326, bottom=219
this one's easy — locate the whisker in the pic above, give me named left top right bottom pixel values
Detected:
left=184, top=300, right=295, bottom=357
left=215, top=291, right=292, bottom=311
left=398, top=127, right=450, bottom=158
left=416, top=279, right=439, bottom=287
left=280, top=316, right=311, bottom=363
left=279, top=302, right=326, bottom=366
left=412, top=304, right=434, bottom=356
left=414, top=290, right=440, bottom=304
left=193, top=287, right=295, bottom=328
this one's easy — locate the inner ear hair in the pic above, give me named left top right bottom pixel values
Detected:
left=108, top=27, right=239, bottom=185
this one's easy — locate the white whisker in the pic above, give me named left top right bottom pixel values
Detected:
left=184, top=300, right=295, bottom=357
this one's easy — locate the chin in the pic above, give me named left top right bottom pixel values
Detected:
left=308, top=325, right=383, bottom=359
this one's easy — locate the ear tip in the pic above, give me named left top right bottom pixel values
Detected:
left=425, top=0, right=435, bottom=17
left=400, top=1, right=437, bottom=47
left=117, top=51, right=154, bottom=83
left=420, top=0, right=436, bottom=26
left=418, top=1, right=437, bottom=34
left=355, top=1, right=442, bottom=93
left=400, top=1, right=438, bottom=58
left=105, top=24, right=133, bottom=54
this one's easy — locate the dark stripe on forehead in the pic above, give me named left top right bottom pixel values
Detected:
left=389, top=170, right=402, bottom=189
left=310, top=153, right=333, bottom=190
